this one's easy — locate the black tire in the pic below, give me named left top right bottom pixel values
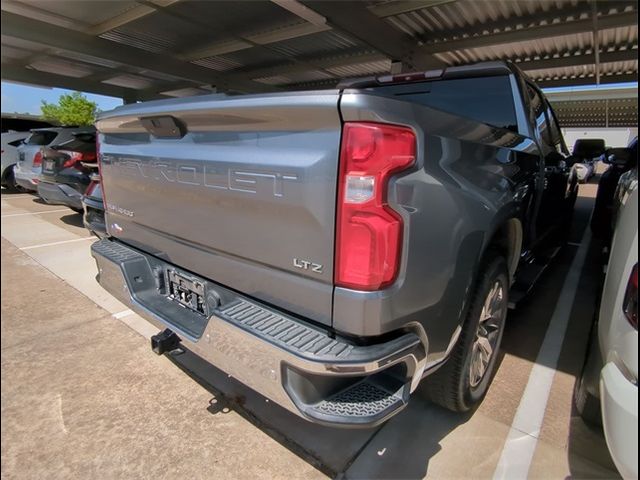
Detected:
left=2, top=165, right=24, bottom=193
left=424, top=251, right=509, bottom=412
left=574, top=321, right=603, bottom=426
left=574, top=371, right=602, bottom=426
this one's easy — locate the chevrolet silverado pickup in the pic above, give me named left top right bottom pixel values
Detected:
left=91, top=61, right=578, bottom=427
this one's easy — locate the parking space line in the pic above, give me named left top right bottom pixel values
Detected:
left=2, top=209, right=71, bottom=218
left=493, top=228, right=592, bottom=479
left=113, top=310, right=134, bottom=319
left=20, top=237, right=94, bottom=250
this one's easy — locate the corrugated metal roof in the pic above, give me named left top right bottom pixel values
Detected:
left=528, top=59, right=638, bottom=82
left=17, top=0, right=141, bottom=28
left=326, top=59, right=393, bottom=77
left=191, top=56, right=244, bottom=72
left=266, top=31, right=361, bottom=58
left=1, top=0, right=637, bottom=122
left=102, top=74, right=156, bottom=89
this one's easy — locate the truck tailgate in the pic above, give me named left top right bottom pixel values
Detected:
left=96, top=92, right=341, bottom=326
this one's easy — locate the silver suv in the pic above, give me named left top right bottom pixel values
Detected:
left=15, top=127, right=93, bottom=192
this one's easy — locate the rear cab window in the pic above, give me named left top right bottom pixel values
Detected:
left=368, top=75, right=518, bottom=132
left=57, top=133, right=97, bottom=153
left=26, top=130, right=59, bottom=146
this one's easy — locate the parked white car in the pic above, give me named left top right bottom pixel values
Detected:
left=576, top=180, right=637, bottom=479
left=1, top=131, right=30, bottom=190
left=599, top=185, right=638, bottom=480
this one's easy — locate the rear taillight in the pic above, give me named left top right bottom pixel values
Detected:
left=61, top=151, right=97, bottom=168
left=33, top=151, right=43, bottom=167
left=96, top=135, right=108, bottom=208
left=85, top=178, right=99, bottom=196
left=335, top=122, right=416, bottom=290
left=624, top=264, right=638, bottom=329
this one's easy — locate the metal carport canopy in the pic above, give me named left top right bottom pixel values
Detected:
left=1, top=0, right=637, bottom=107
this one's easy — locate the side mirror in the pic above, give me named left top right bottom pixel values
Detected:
left=603, top=147, right=632, bottom=167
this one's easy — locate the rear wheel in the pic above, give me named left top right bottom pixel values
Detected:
left=574, top=321, right=603, bottom=426
left=424, top=251, right=509, bottom=411
left=2, top=165, right=25, bottom=192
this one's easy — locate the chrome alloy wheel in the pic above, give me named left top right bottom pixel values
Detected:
left=469, top=281, right=505, bottom=388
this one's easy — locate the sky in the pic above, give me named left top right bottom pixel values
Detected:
left=2, top=80, right=638, bottom=116
left=1, top=81, right=123, bottom=115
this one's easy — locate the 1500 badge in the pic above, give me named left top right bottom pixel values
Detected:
left=106, top=203, right=135, bottom=217
left=293, top=258, right=323, bottom=274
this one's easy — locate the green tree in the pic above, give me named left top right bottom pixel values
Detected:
left=41, top=91, right=98, bottom=126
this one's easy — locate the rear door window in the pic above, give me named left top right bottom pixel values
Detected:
left=25, top=131, right=58, bottom=146
left=544, top=100, right=566, bottom=154
left=372, top=75, right=518, bottom=131
left=527, top=85, right=552, bottom=147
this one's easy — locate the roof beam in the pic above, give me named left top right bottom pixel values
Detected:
left=418, top=10, right=638, bottom=54
left=138, top=2, right=340, bottom=81
left=0, top=0, right=89, bottom=31
left=367, top=0, right=455, bottom=18
left=243, top=51, right=386, bottom=80
left=270, top=0, right=327, bottom=26
left=300, top=1, right=444, bottom=70
left=0, top=65, right=158, bottom=100
left=0, top=0, right=177, bottom=35
left=1, top=11, right=276, bottom=93
left=85, top=4, right=158, bottom=35
left=178, top=23, right=331, bottom=61
left=177, top=0, right=451, bottom=62
left=592, top=1, right=601, bottom=85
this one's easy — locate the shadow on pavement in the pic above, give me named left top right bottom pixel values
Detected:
left=567, top=405, right=621, bottom=479
left=59, top=212, right=84, bottom=228
left=166, top=348, right=468, bottom=479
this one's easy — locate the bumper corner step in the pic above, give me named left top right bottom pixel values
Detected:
left=303, top=379, right=410, bottom=427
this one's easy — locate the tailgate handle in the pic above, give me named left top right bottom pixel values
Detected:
left=140, top=115, right=186, bottom=139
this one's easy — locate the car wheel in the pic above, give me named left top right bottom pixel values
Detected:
left=2, top=165, right=25, bottom=193
left=574, top=371, right=602, bottom=426
left=574, top=324, right=603, bottom=426
left=424, top=250, right=509, bottom=412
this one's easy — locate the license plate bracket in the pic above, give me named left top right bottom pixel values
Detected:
left=165, top=269, right=207, bottom=316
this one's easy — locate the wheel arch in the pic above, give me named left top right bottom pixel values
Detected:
left=485, top=218, right=523, bottom=282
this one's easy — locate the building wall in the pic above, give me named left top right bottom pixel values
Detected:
left=562, top=128, right=638, bottom=152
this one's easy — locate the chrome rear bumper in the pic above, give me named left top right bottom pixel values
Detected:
left=91, top=238, right=427, bottom=427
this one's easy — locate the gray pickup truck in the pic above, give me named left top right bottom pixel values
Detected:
left=92, top=61, right=577, bottom=427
